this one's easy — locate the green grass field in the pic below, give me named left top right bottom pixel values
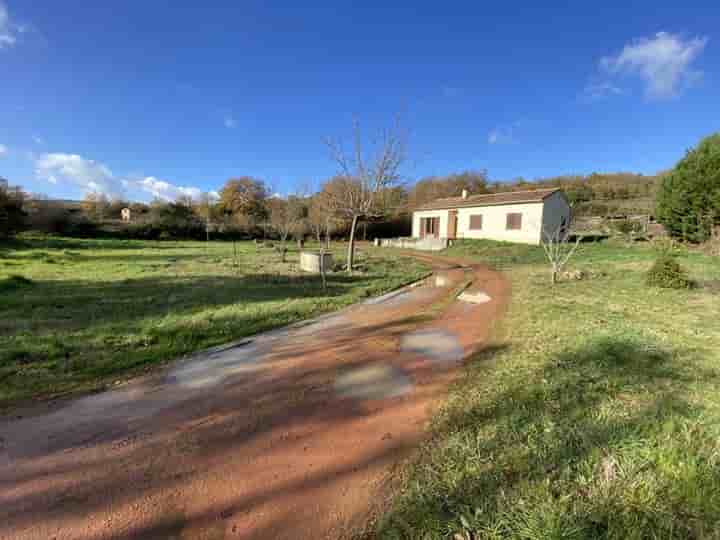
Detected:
left=0, top=236, right=430, bottom=408
left=376, top=239, right=720, bottom=539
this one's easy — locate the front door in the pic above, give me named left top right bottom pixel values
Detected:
left=419, top=217, right=440, bottom=239
left=447, top=210, right=458, bottom=239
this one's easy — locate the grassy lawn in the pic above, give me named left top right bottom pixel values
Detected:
left=376, top=239, right=720, bottom=539
left=0, top=236, right=430, bottom=408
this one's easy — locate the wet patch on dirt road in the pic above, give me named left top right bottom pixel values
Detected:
left=334, top=364, right=413, bottom=401
left=169, top=340, right=265, bottom=389
left=400, top=329, right=465, bottom=365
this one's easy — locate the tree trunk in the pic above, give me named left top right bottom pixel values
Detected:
left=347, top=215, right=359, bottom=273
left=319, top=246, right=327, bottom=291
left=551, top=264, right=559, bottom=285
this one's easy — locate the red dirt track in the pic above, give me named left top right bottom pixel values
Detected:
left=0, top=253, right=509, bottom=540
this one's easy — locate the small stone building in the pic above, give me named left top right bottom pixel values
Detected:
left=121, top=208, right=131, bottom=222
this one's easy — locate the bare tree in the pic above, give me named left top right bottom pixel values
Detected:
left=176, top=194, right=195, bottom=208
left=541, top=224, right=582, bottom=285
left=308, top=189, right=337, bottom=248
left=195, top=192, right=218, bottom=247
left=324, top=116, right=407, bottom=272
left=268, top=195, right=306, bottom=262
left=82, top=192, right=110, bottom=221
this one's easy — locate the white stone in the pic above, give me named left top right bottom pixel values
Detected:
left=457, top=291, right=492, bottom=304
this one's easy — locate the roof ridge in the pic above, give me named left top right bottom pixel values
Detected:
left=414, top=187, right=564, bottom=211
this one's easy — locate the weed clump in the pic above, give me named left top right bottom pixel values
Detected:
left=646, top=254, right=691, bottom=289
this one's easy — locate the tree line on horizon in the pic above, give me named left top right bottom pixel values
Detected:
left=0, top=168, right=672, bottom=242
left=3, top=130, right=718, bottom=249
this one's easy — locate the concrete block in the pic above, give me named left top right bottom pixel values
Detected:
left=299, top=251, right=333, bottom=273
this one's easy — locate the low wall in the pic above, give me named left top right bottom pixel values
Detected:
left=380, top=237, right=449, bottom=252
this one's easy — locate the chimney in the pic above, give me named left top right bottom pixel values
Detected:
left=461, top=189, right=469, bottom=199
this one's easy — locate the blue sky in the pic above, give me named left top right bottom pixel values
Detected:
left=1, top=1, right=718, bottom=201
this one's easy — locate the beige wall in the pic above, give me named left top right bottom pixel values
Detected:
left=456, top=202, right=545, bottom=244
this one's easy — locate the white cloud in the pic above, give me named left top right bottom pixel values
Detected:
left=0, top=1, right=23, bottom=49
left=35, top=153, right=212, bottom=202
left=0, top=144, right=7, bottom=156
left=488, top=123, right=518, bottom=145
left=136, top=176, right=205, bottom=201
left=600, top=32, right=708, bottom=99
left=582, top=81, right=624, bottom=101
left=36, top=153, right=118, bottom=195
left=224, top=114, right=237, bottom=129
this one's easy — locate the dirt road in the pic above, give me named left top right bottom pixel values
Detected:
left=0, top=254, right=508, bottom=540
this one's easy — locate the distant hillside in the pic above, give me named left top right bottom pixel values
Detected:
left=24, top=197, right=84, bottom=211
left=407, top=171, right=661, bottom=218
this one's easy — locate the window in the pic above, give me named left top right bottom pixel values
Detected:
left=469, top=214, right=483, bottom=230
left=506, top=213, right=522, bottom=230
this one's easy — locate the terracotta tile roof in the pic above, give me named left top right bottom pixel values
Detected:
left=414, top=188, right=563, bottom=211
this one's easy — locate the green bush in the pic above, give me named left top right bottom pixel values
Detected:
left=657, top=132, right=720, bottom=242
left=646, top=254, right=691, bottom=289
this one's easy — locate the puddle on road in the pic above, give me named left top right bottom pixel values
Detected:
left=400, top=329, right=464, bottom=365
left=292, top=314, right=350, bottom=337
left=363, top=286, right=437, bottom=307
left=168, top=340, right=265, bottom=389
left=334, top=364, right=413, bottom=401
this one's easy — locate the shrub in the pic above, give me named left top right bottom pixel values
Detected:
left=646, top=254, right=691, bottom=289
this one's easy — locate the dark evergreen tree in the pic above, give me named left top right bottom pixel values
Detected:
left=657, top=133, right=720, bottom=241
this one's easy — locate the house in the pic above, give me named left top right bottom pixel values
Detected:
left=412, top=188, right=571, bottom=245
left=121, top=208, right=131, bottom=222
